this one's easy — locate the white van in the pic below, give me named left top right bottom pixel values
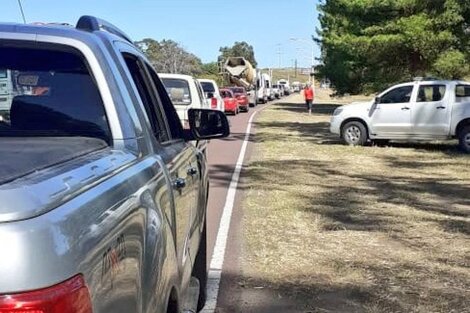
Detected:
left=262, top=73, right=274, bottom=101
left=159, top=73, right=210, bottom=126
left=255, top=71, right=267, bottom=104
left=197, top=78, right=225, bottom=112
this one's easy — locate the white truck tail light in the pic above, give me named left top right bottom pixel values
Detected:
left=211, top=97, right=217, bottom=109
left=0, top=275, right=92, bottom=313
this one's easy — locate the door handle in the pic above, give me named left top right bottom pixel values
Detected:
left=436, top=106, right=446, bottom=109
left=173, top=178, right=186, bottom=189
left=401, top=107, right=410, bottom=110
left=187, top=166, right=198, bottom=176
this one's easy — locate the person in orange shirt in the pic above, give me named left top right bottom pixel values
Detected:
left=303, top=83, right=314, bottom=114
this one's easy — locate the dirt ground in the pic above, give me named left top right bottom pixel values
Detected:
left=237, top=94, right=470, bottom=313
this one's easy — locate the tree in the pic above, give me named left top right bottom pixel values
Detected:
left=196, top=62, right=225, bottom=86
left=135, top=38, right=202, bottom=75
left=218, top=41, right=257, bottom=67
left=317, top=0, right=470, bottom=94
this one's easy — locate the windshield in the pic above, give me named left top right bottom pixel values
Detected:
left=0, top=43, right=111, bottom=143
left=161, top=78, right=192, bottom=105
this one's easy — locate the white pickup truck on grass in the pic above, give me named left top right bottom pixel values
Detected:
left=330, top=79, right=470, bottom=152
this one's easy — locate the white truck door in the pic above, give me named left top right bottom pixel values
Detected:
left=412, top=84, right=449, bottom=136
left=370, top=85, right=414, bottom=136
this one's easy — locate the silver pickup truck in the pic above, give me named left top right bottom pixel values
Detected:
left=0, top=16, right=229, bottom=313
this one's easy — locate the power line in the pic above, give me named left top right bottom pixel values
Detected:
left=17, top=0, right=27, bottom=24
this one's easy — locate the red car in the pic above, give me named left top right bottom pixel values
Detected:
left=228, top=86, right=249, bottom=112
left=220, top=88, right=240, bottom=115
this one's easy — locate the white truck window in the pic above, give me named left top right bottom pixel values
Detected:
left=417, top=85, right=446, bottom=102
left=456, top=85, right=470, bottom=98
left=380, top=86, right=413, bottom=104
left=161, top=78, right=192, bottom=105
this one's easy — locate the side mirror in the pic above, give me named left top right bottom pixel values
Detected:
left=374, top=96, right=381, bottom=104
left=186, top=109, right=230, bottom=140
left=207, top=92, right=214, bottom=98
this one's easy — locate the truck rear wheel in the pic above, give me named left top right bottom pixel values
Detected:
left=193, top=223, right=207, bottom=311
left=342, top=121, right=368, bottom=146
left=458, top=126, right=470, bottom=153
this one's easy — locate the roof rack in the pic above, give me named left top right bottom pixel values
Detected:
left=413, top=76, right=439, bottom=81
left=76, top=15, right=132, bottom=43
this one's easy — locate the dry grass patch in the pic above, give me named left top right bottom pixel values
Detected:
left=241, top=96, right=470, bottom=313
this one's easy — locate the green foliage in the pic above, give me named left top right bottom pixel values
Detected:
left=135, top=38, right=202, bottom=75
left=218, top=41, right=258, bottom=67
left=196, top=62, right=225, bottom=86
left=433, top=50, right=469, bottom=79
left=318, top=0, right=470, bottom=94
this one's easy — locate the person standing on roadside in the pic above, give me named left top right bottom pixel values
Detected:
left=303, top=83, right=314, bottom=114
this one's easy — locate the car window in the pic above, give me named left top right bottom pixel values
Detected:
left=200, top=81, right=215, bottom=93
left=221, top=90, right=233, bottom=98
left=231, top=87, right=245, bottom=94
left=161, top=78, right=191, bottom=105
left=0, top=44, right=111, bottom=144
left=121, top=53, right=170, bottom=143
left=380, top=86, right=413, bottom=104
left=416, top=85, right=446, bottom=102
left=145, top=65, right=184, bottom=139
left=456, top=85, right=470, bottom=98
left=194, top=79, right=205, bottom=104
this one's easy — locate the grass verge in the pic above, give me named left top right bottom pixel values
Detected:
left=241, top=95, right=470, bottom=313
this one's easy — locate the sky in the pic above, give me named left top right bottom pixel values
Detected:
left=0, top=0, right=321, bottom=69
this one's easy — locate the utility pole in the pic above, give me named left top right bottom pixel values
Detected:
left=275, top=44, right=282, bottom=69
left=294, top=59, right=297, bottom=78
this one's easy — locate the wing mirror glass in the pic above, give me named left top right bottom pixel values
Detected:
left=187, top=108, right=230, bottom=140
left=374, top=96, right=381, bottom=104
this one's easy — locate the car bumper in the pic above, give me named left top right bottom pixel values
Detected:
left=329, top=115, right=342, bottom=135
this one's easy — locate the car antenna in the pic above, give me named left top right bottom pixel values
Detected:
left=17, top=0, right=27, bottom=24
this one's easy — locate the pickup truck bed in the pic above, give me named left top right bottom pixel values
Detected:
left=0, top=137, right=107, bottom=185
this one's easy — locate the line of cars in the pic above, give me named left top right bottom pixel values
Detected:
left=158, top=69, right=302, bottom=128
left=157, top=75, right=250, bottom=127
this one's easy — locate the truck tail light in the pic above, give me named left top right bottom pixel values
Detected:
left=211, top=97, right=217, bottom=109
left=0, top=275, right=92, bottom=313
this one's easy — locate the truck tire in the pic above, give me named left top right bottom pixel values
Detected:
left=193, top=223, right=207, bottom=311
left=342, top=121, right=368, bottom=146
left=458, top=126, right=470, bottom=153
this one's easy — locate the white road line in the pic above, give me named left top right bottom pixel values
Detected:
left=202, top=102, right=271, bottom=313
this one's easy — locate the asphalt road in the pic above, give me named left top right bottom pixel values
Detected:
left=205, top=97, right=294, bottom=312
left=206, top=102, right=266, bottom=260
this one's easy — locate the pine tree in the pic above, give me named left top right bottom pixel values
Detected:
left=317, top=0, right=470, bottom=94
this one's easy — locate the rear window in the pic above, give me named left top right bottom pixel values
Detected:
left=200, top=81, right=215, bottom=93
left=230, top=87, right=245, bottom=94
left=0, top=43, right=110, bottom=143
left=456, top=85, right=470, bottom=98
left=417, top=85, right=446, bottom=102
left=161, top=78, right=191, bottom=105
left=220, top=90, right=232, bottom=98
